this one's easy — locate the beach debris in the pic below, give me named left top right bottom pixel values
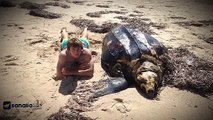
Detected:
left=114, top=16, right=128, bottom=20
left=162, top=46, right=213, bottom=95
left=66, top=0, right=86, bottom=5
left=128, top=14, right=143, bottom=17
left=71, top=16, right=166, bottom=35
left=19, top=1, right=62, bottom=19
left=86, top=12, right=101, bottom=18
left=29, top=9, right=61, bottom=19
left=86, top=3, right=94, bottom=6
left=106, top=1, right=113, bottom=3
left=96, top=5, right=110, bottom=8
left=175, top=20, right=213, bottom=28
left=169, top=16, right=186, bottom=20
left=29, top=39, right=45, bottom=46
left=72, top=0, right=86, bottom=5
left=133, top=10, right=142, bottom=13
left=114, top=98, right=124, bottom=103
left=45, top=2, right=70, bottom=8
left=18, top=26, right=24, bottom=29
left=86, top=10, right=127, bottom=18
left=19, top=1, right=47, bottom=10
left=70, top=18, right=120, bottom=33
left=140, top=18, right=151, bottom=21
left=165, top=5, right=174, bottom=8
left=5, top=63, right=19, bottom=66
left=48, top=80, right=106, bottom=120
left=136, top=5, right=144, bottom=8
left=48, top=107, right=93, bottom=120
left=101, top=108, right=108, bottom=111
left=124, top=18, right=156, bottom=35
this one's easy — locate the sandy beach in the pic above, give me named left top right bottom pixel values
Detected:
left=0, top=0, right=212, bottom=120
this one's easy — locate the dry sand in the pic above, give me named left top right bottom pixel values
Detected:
left=0, top=0, right=212, bottom=120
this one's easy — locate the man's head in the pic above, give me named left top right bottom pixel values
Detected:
left=67, top=38, right=83, bottom=59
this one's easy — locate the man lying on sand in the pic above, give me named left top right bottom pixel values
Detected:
left=53, top=27, right=95, bottom=80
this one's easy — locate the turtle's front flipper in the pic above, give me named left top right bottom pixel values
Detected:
left=94, top=77, right=128, bottom=98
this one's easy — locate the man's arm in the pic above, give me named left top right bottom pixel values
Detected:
left=63, top=60, right=94, bottom=77
left=62, top=50, right=95, bottom=77
left=55, top=53, right=66, bottom=80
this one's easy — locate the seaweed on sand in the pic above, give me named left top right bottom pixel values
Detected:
left=29, top=9, right=61, bottom=19
left=45, top=2, right=70, bottom=8
left=162, top=46, right=213, bottom=95
left=48, top=80, right=106, bottom=120
left=70, top=18, right=120, bottom=33
left=19, top=1, right=47, bottom=10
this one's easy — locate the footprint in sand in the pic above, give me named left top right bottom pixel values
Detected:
left=108, top=98, right=131, bottom=113
left=115, top=103, right=130, bottom=113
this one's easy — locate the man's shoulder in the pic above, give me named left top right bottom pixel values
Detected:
left=80, top=49, right=92, bottom=63
left=82, top=48, right=92, bottom=56
left=59, top=49, right=67, bottom=57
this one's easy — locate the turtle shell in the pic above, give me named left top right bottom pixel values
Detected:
left=101, top=25, right=165, bottom=77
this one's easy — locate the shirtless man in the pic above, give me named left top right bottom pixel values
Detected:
left=53, top=27, right=95, bottom=80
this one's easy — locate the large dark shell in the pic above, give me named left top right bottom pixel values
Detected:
left=101, top=25, right=165, bottom=77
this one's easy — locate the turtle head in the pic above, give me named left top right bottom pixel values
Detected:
left=136, top=71, right=158, bottom=98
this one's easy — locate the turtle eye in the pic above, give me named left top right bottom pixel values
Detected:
left=137, top=78, right=147, bottom=84
left=143, top=79, right=147, bottom=83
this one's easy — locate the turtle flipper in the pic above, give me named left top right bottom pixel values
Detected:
left=94, top=77, right=128, bottom=98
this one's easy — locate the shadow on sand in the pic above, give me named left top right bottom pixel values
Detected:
left=59, top=76, right=92, bottom=95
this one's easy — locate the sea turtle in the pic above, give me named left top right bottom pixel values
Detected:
left=95, top=25, right=166, bottom=98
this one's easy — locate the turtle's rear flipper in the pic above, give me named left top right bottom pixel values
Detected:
left=94, top=77, right=128, bottom=98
